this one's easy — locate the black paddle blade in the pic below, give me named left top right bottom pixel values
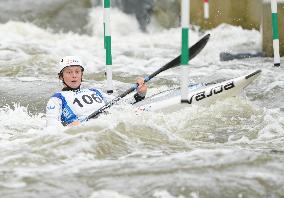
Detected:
left=149, top=33, right=210, bottom=79
left=123, top=34, right=211, bottom=98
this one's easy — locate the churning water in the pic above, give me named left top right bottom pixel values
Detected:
left=0, top=6, right=284, bottom=198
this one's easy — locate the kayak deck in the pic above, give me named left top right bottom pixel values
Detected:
left=134, top=70, right=261, bottom=112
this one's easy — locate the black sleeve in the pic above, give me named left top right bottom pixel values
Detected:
left=133, top=92, right=146, bottom=104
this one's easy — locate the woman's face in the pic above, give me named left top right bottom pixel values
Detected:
left=61, top=66, right=83, bottom=88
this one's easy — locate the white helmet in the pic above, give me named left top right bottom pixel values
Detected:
left=58, top=56, right=84, bottom=75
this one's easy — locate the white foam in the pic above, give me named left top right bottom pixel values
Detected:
left=89, top=190, right=133, bottom=198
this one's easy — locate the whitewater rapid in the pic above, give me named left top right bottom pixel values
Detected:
left=0, top=7, right=284, bottom=198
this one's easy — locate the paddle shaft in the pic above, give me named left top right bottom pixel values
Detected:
left=86, top=34, right=210, bottom=120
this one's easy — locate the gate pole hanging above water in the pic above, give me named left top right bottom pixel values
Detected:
left=271, top=0, right=280, bottom=67
left=104, top=0, right=114, bottom=93
left=181, top=0, right=190, bottom=103
left=204, top=0, right=209, bottom=19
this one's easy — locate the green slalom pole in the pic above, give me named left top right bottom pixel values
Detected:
left=271, top=0, right=280, bottom=67
left=104, top=0, right=114, bottom=93
left=181, top=0, right=190, bottom=103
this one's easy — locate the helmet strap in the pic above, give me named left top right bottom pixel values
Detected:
left=62, top=81, right=81, bottom=91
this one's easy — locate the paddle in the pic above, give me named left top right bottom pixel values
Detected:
left=85, top=33, right=210, bottom=121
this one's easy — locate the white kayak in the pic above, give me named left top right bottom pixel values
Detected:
left=134, top=70, right=261, bottom=112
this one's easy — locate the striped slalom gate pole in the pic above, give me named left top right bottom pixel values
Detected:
left=181, top=0, right=190, bottom=103
left=104, top=0, right=114, bottom=93
left=204, top=0, right=209, bottom=19
left=271, top=0, right=280, bottom=67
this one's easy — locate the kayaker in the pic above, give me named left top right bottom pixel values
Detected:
left=46, top=56, right=147, bottom=127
